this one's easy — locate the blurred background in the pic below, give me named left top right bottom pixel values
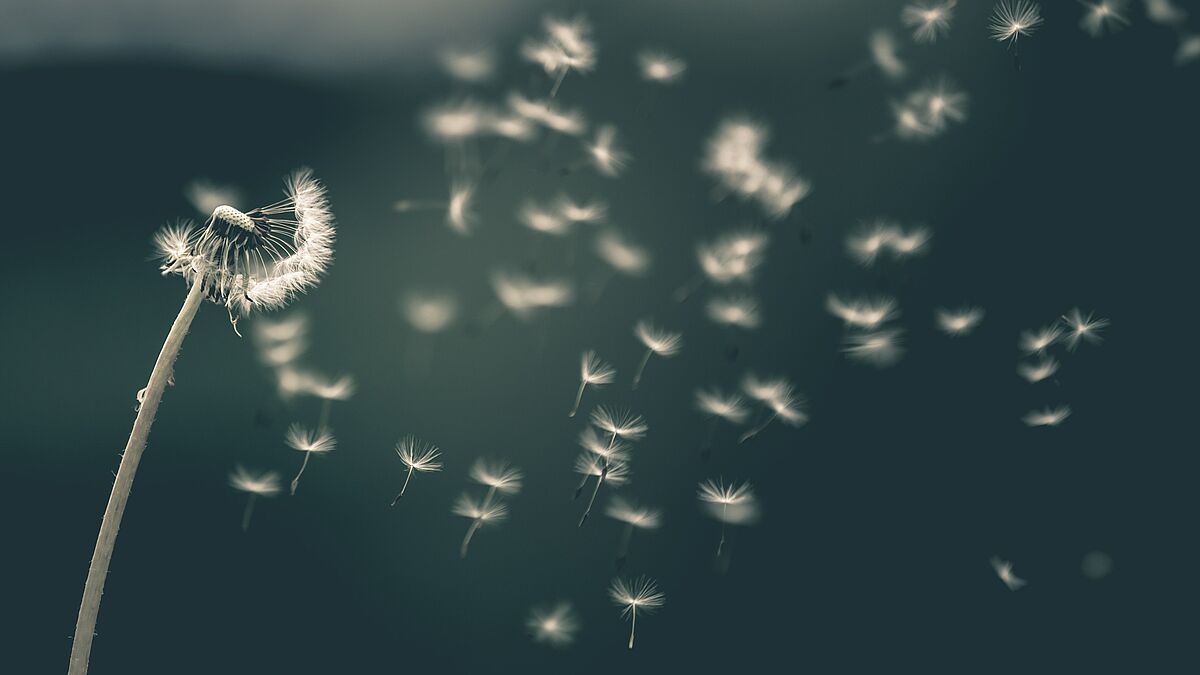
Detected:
left=1, top=0, right=1197, bottom=672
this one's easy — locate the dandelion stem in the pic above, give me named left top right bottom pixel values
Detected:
left=568, top=380, right=587, bottom=417
left=460, top=519, right=482, bottom=559
left=241, top=494, right=257, bottom=532
left=391, top=465, right=415, bottom=506
left=717, top=504, right=728, bottom=557
left=69, top=277, right=206, bottom=675
left=631, top=349, right=653, bottom=390
left=573, top=473, right=591, bottom=501
left=628, top=606, right=637, bottom=650
left=290, top=452, right=312, bottom=496
left=738, top=411, right=779, bottom=444
left=549, top=66, right=569, bottom=98
left=579, top=462, right=608, bottom=527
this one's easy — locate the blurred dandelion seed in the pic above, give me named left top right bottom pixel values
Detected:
left=594, top=229, right=652, bottom=278
left=739, top=374, right=807, bottom=443
left=229, top=466, right=281, bottom=532
left=401, top=291, right=459, bottom=334
left=902, top=1, right=957, bottom=43
left=184, top=179, right=241, bottom=216
left=606, top=496, right=662, bottom=570
left=570, top=350, right=617, bottom=417
left=698, top=478, right=760, bottom=557
left=1023, top=405, right=1071, bottom=427
left=991, top=556, right=1028, bottom=590
left=522, top=14, right=597, bottom=98
left=585, top=124, right=630, bottom=177
left=1020, top=324, right=1063, bottom=355
left=439, top=46, right=496, bottom=82
left=469, top=458, right=524, bottom=504
left=1079, top=1, right=1130, bottom=37
left=608, top=576, right=665, bottom=649
left=527, top=602, right=580, bottom=647
left=452, top=492, right=509, bottom=559
left=631, top=319, right=683, bottom=390
left=638, top=50, right=687, bottom=84
left=1017, top=356, right=1060, bottom=383
left=1060, top=308, right=1109, bottom=350
left=826, top=294, right=899, bottom=329
left=285, top=423, right=337, bottom=496
left=843, top=328, right=905, bottom=367
left=391, top=436, right=442, bottom=505
left=935, top=306, right=985, bottom=336
left=706, top=295, right=762, bottom=330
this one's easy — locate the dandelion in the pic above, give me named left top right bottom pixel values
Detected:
left=401, top=291, right=459, bottom=334
left=489, top=270, right=575, bottom=320
left=452, top=493, right=509, bottom=559
left=229, top=466, right=281, bottom=532
left=902, top=1, right=957, bottom=43
left=990, top=0, right=1043, bottom=68
left=1017, top=356, right=1059, bottom=383
left=527, top=602, right=581, bottom=647
left=468, top=458, right=524, bottom=503
left=695, top=388, right=752, bottom=425
left=573, top=427, right=631, bottom=499
left=706, top=295, right=762, bottom=330
left=843, top=329, right=905, bottom=367
left=569, top=350, right=617, bottom=418
left=584, top=124, right=630, bottom=177
left=438, top=46, right=496, bottom=82
left=935, top=306, right=985, bottom=336
left=675, top=228, right=770, bottom=301
left=826, top=294, right=898, bottom=329
left=70, top=170, right=335, bottom=675
left=846, top=219, right=898, bottom=265
left=1079, top=1, right=1130, bottom=37
left=990, top=556, right=1028, bottom=590
left=608, top=576, right=666, bottom=649
left=558, top=195, right=608, bottom=223
left=580, top=407, right=647, bottom=526
left=637, top=50, right=687, bottom=84
left=739, top=375, right=807, bottom=443
left=631, top=319, right=683, bottom=390
left=1019, top=324, right=1063, bottom=355
left=519, top=201, right=572, bottom=236
left=1022, top=405, right=1072, bottom=427
left=913, top=77, right=969, bottom=131
left=698, top=479, right=760, bottom=557
left=888, top=101, right=937, bottom=142
left=700, top=118, right=811, bottom=220
left=184, top=179, right=241, bottom=216
left=594, top=229, right=652, bottom=277
left=606, top=497, right=662, bottom=570
left=390, top=436, right=442, bottom=505
left=285, top=423, right=336, bottom=496
left=522, top=14, right=597, bottom=98
left=1060, top=308, right=1109, bottom=350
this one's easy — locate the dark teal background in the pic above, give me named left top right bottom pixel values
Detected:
left=1, top=1, right=1196, bottom=672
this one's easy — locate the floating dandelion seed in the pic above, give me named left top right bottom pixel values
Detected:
left=446, top=182, right=477, bottom=234
left=843, top=328, right=905, bottom=367
left=527, top=602, right=581, bottom=647
left=570, top=350, right=617, bottom=417
left=594, top=229, right=652, bottom=277
left=739, top=374, right=807, bottom=443
left=574, top=427, right=631, bottom=499
left=519, top=201, right=572, bottom=236
left=846, top=219, right=898, bottom=265
left=700, top=118, right=811, bottom=220
left=631, top=319, right=683, bottom=390
left=991, top=556, right=1028, bottom=590
left=229, top=466, right=281, bottom=532
left=438, top=46, right=496, bottom=82
left=1177, top=34, right=1200, bottom=66
left=507, top=93, right=588, bottom=136
left=826, top=294, right=899, bottom=329
left=1060, top=308, right=1109, bottom=350
left=522, top=14, right=597, bottom=98
left=490, top=270, right=575, bottom=320
left=1144, top=0, right=1187, bottom=26
left=1017, top=356, right=1059, bottom=383
left=71, top=169, right=336, bottom=674
left=468, top=458, right=524, bottom=503
left=695, top=388, right=752, bottom=425
left=422, top=100, right=489, bottom=144
left=680, top=229, right=771, bottom=301
left=637, top=50, right=687, bottom=84
left=584, top=125, right=630, bottom=177
left=606, top=496, right=662, bottom=570
left=990, top=0, right=1043, bottom=69
left=184, top=179, right=241, bottom=216
left=698, top=478, right=760, bottom=557
left=580, top=407, right=647, bottom=526
left=557, top=195, right=608, bottom=223
left=870, top=29, right=908, bottom=79
left=452, top=492, right=509, bottom=559
left=1023, top=405, right=1072, bottom=427
left=706, top=295, right=762, bottom=329
left=1019, top=324, right=1063, bottom=355
left=902, top=1, right=957, bottom=43
left=390, top=436, right=442, bottom=505
left=1079, top=1, right=1130, bottom=37
left=285, top=423, right=336, bottom=496
left=888, top=101, right=937, bottom=142
left=913, top=77, right=969, bottom=131
left=401, top=291, right=459, bottom=334
left=608, top=576, right=665, bottom=650
left=573, top=454, right=631, bottom=488
left=935, top=307, right=985, bottom=336
left=252, top=312, right=309, bottom=368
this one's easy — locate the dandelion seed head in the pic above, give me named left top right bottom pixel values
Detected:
left=580, top=350, right=617, bottom=386
left=401, top=291, right=459, bottom=334
left=826, top=294, right=898, bottom=329
left=589, top=406, right=649, bottom=441
left=452, top=492, right=509, bottom=522
left=697, top=478, right=759, bottom=524
left=395, top=436, right=443, bottom=472
left=991, top=556, right=1028, bottom=590
left=595, top=230, right=652, bottom=276
left=935, top=307, right=985, bottom=336
left=468, top=459, right=524, bottom=494
left=228, top=465, right=282, bottom=496
left=285, top=423, right=337, bottom=454
left=637, top=50, right=687, bottom=84
left=869, top=29, right=907, bottom=79
left=586, top=125, right=630, bottom=177
left=1022, top=405, right=1072, bottom=427
left=706, top=294, right=762, bottom=329
left=527, top=602, right=580, bottom=647
left=989, top=1, right=1044, bottom=44
left=902, top=1, right=957, bottom=43
left=608, top=576, right=666, bottom=616
left=439, top=46, right=496, bottom=82
left=843, top=329, right=905, bottom=367
left=606, top=496, right=662, bottom=529
left=1019, top=324, right=1063, bottom=355
left=1061, top=308, right=1109, bottom=350
left=694, top=388, right=751, bottom=424
left=634, top=319, right=683, bottom=356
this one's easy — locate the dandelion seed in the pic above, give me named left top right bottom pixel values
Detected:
left=557, top=195, right=608, bottom=223
left=252, top=313, right=308, bottom=368
left=184, top=179, right=241, bottom=216
left=608, top=576, right=665, bottom=649
left=490, top=270, right=575, bottom=320
left=935, top=307, right=985, bottom=336
left=706, top=295, right=762, bottom=329
left=594, top=230, right=651, bottom=277
left=695, top=388, right=752, bottom=425
left=527, top=602, right=581, bottom=647
left=1145, top=0, right=1187, bottom=25
left=913, top=77, right=969, bottom=131
left=507, top=93, right=588, bottom=136
left=698, top=478, right=760, bottom=557
left=889, top=102, right=937, bottom=142
left=902, top=1, right=957, bottom=43
left=468, top=458, right=524, bottom=503
left=697, top=229, right=770, bottom=285
left=1081, top=551, right=1114, bottom=580
left=522, top=14, right=597, bottom=98
left=1019, top=324, right=1063, bottom=355
left=390, top=436, right=442, bottom=505
left=1177, top=34, right=1200, bottom=65
left=1022, top=405, right=1071, bottom=427
left=285, top=423, right=336, bottom=496
left=739, top=375, right=807, bottom=443
left=439, top=46, right=496, bottom=82
left=580, top=407, right=647, bottom=526
left=519, top=201, right=572, bottom=236
left=570, top=350, right=617, bottom=417
left=401, top=291, right=459, bottom=334
left=229, top=465, right=281, bottom=531
left=846, top=219, right=898, bottom=265
left=990, top=556, right=1027, bottom=590
left=1079, top=1, right=1130, bottom=37
left=637, top=50, right=687, bottom=84
left=826, top=294, right=899, bottom=329
left=573, top=454, right=631, bottom=487
left=700, top=118, right=811, bottom=220
left=631, top=319, right=683, bottom=390
left=422, top=100, right=489, bottom=143
left=990, top=0, right=1043, bottom=69
left=584, top=124, right=630, bottom=177
left=606, top=496, right=662, bottom=569
left=452, top=492, right=509, bottom=559
left=869, top=29, right=907, bottom=79
left=843, top=329, right=905, bottom=367
left=1060, top=308, right=1109, bottom=350
left=446, top=182, right=477, bottom=234
left=573, top=427, right=631, bottom=499
left=1017, top=356, right=1059, bottom=383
